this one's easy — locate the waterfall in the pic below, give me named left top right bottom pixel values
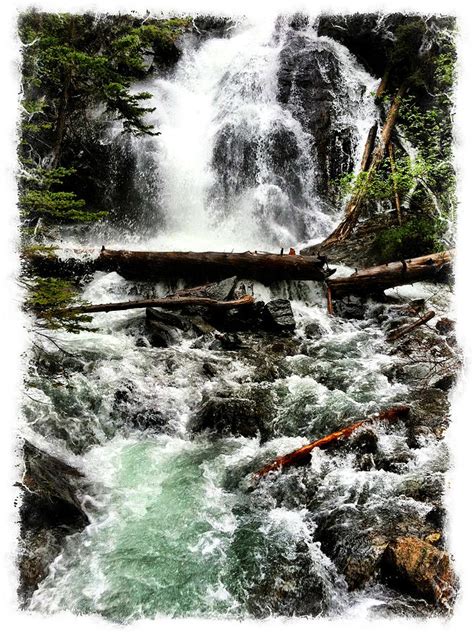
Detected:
left=108, top=17, right=378, bottom=251
left=24, top=15, right=452, bottom=623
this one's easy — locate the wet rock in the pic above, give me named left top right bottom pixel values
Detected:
left=350, top=428, right=378, bottom=454
left=397, top=475, right=443, bottom=504
left=407, top=425, right=435, bottom=449
left=304, top=321, right=325, bottom=339
left=381, top=536, right=456, bottom=607
left=253, top=355, right=283, bottom=382
left=22, top=440, right=87, bottom=519
left=356, top=453, right=376, bottom=471
left=202, top=361, right=218, bottom=378
left=18, top=442, right=89, bottom=606
left=262, top=299, right=296, bottom=332
left=332, top=295, right=366, bottom=320
left=209, top=332, right=244, bottom=351
left=408, top=387, right=450, bottom=437
left=129, top=408, right=168, bottom=432
left=426, top=506, right=446, bottom=531
left=191, top=387, right=275, bottom=439
left=187, top=276, right=238, bottom=301
left=278, top=31, right=357, bottom=203
left=145, top=307, right=185, bottom=347
left=433, top=374, right=456, bottom=392
left=192, top=15, right=234, bottom=39
left=146, top=307, right=190, bottom=330
left=191, top=397, right=261, bottom=437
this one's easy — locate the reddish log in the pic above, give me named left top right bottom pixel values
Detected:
left=255, top=405, right=410, bottom=478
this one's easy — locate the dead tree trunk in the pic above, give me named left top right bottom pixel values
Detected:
left=321, top=83, right=407, bottom=247
left=24, top=248, right=334, bottom=283
left=388, top=142, right=402, bottom=225
left=95, top=249, right=334, bottom=283
left=386, top=310, right=436, bottom=342
left=255, top=405, right=410, bottom=478
left=327, top=251, right=453, bottom=298
left=375, top=69, right=390, bottom=99
left=360, top=123, right=378, bottom=172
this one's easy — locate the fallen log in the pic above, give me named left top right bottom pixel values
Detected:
left=255, top=405, right=410, bottom=479
left=327, top=250, right=453, bottom=298
left=321, top=82, right=407, bottom=246
left=95, top=249, right=334, bottom=283
left=386, top=310, right=435, bottom=342
left=25, top=247, right=335, bottom=283
left=51, top=294, right=255, bottom=316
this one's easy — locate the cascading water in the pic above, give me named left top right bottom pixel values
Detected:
left=24, top=15, right=452, bottom=622
left=101, top=16, right=378, bottom=251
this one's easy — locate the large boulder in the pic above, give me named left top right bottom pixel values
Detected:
left=191, top=397, right=261, bottom=438
left=191, top=387, right=276, bottom=439
left=22, top=441, right=88, bottom=519
left=277, top=30, right=364, bottom=205
left=262, top=299, right=296, bottom=332
left=18, top=441, right=89, bottom=605
left=381, top=536, right=456, bottom=607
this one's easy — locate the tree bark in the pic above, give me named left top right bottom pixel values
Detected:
left=51, top=294, right=255, bottom=316
left=24, top=248, right=334, bottom=283
left=360, top=122, right=378, bottom=172
left=95, top=248, right=334, bottom=283
left=254, top=405, right=410, bottom=478
left=388, top=142, right=402, bottom=225
left=386, top=310, right=436, bottom=342
left=321, top=83, right=407, bottom=246
left=375, top=69, right=390, bottom=99
left=51, top=17, right=76, bottom=168
left=327, top=250, right=453, bottom=298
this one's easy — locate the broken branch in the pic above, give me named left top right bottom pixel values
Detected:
left=386, top=310, right=436, bottom=342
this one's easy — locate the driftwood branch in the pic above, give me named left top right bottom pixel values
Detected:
left=52, top=294, right=255, bottom=316
left=327, top=251, right=453, bottom=298
left=386, top=310, right=436, bottom=342
left=255, top=405, right=410, bottom=479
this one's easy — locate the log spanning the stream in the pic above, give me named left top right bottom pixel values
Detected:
left=53, top=294, right=255, bottom=316
left=327, top=250, right=454, bottom=298
left=255, top=405, right=410, bottom=479
left=25, top=248, right=334, bottom=283
left=95, top=249, right=334, bottom=282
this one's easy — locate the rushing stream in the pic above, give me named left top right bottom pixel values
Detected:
left=23, top=15, right=453, bottom=621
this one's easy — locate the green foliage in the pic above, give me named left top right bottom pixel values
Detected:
left=397, top=34, right=457, bottom=219
left=338, top=156, right=427, bottom=203
left=373, top=215, right=447, bottom=262
left=18, top=166, right=106, bottom=224
left=103, top=84, right=157, bottom=136
left=17, top=11, right=191, bottom=332
left=25, top=277, right=92, bottom=333
left=18, top=12, right=190, bottom=138
left=389, top=19, right=428, bottom=88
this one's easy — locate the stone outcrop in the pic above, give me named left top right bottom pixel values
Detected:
left=18, top=441, right=89, bottom=606
left=381, top=536, right=456, bottom=607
